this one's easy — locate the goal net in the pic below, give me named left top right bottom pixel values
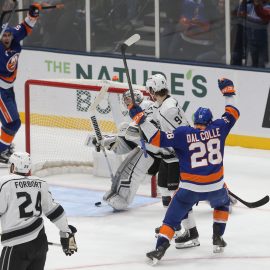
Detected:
left=24, top=79, right=157, bottom=196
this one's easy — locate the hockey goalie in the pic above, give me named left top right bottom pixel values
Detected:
left=92, top=89, right=175, bottom=210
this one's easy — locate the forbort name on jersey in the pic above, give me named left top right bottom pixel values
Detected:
left=14, top=180, right=42, bottom=189
left=187, top=128, right=221, bottom=143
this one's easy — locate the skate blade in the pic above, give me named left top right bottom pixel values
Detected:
left=146, top=257, right=159, bottom=266
left=175, top=239, right=200, bottom=249
left=213, top=245, right=225, bottom=253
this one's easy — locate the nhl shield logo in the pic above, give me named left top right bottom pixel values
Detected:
left=6, top=53, right=19, bottom=72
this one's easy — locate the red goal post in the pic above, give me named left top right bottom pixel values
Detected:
left=24, top=79, right=157, bottom=197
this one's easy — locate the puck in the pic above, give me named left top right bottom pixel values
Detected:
left=95, top=201, right=102, bottom=207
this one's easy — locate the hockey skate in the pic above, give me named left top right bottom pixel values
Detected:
left=0, top=149, right=11, bottom=167
left=175, top=227, right=200, bottom=249
left=146, top=241, right=170, bottom=265
left=213, top=234, right=227, bottom=253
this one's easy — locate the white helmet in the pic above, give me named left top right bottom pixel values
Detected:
left=9, top=152, right=31, bottom=174
left=146, top=74, right=167, bottom=93
left=122, top=89, right=144, bottom=106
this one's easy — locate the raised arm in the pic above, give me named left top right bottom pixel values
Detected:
left=12, top=3, right=41, bottom=42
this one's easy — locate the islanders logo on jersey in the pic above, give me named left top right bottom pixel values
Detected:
left=6, top=53, right=20, bottom=72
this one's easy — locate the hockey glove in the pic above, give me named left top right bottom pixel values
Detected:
left=218, top=78, right=235, bottom=96
left=60, top=225, right=78, bottom=256
left=128, top=104, right=146, bottom=125
left=29, top=3, right=42, bottom=18
left=92, top=137, right=101, bottom=152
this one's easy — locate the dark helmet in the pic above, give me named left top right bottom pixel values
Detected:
left=193, top=107, right=213, bottom=125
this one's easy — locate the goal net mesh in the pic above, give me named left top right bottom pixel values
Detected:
left=24, top=79, right=149, bottom=175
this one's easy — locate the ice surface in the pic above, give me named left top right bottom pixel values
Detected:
left=0, top=127, right=269, bottom=270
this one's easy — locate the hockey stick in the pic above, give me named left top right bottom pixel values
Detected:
left=1, top=3, right=64, bottom=15
left=88, top=81, right=114, bottom=179
left=228, top=190, right=269, bottom=208
left=0, top=233, right=61, bottom=247
left=48, top=241, right=61, bottom=247
left=0, top=3, right=64, bottom=27
left=0, top=0, right=18, bottom=40
left=120, top=34, right=148, bottom=158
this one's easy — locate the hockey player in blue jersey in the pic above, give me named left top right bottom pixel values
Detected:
left=0, top=3, right=41, bottom=164
left=129, top=78, right=240, bottom=264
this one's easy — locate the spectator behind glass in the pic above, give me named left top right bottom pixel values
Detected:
left=24, top=0, right=86, bottom=52
left=231, top=0, right=270, bottom=68
left=254, top=0, right=270, bottom=18
left=161, top=0, right=226, bottom=64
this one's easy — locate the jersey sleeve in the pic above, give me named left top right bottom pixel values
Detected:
left=0, top=183, right=8, bottom=216
left=41, top=182, right=71, bottom=233
left=12, top=17, right=36, bottom=42
left=140, top=119, right=184, bottom=149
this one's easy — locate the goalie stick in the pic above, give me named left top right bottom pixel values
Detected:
left=120, top=34, right=148, bottom=158
left=88, top=81, right=114, bottom=180
left=228, top=190, right=269, bottom=208
left=0, top=0, right=18, bottom=40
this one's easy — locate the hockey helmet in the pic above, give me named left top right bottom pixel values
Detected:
left=122, top=89, right=144, bottom=106
left=146, top=74, right=167, bottom=93
left=193, top=107, right=213, bottom=125
left=9, top=152, right=31, bottom=174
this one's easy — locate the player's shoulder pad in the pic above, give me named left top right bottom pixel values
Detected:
left=160, top=96, right=178, bottom=113
left=141, top=99, right=154, bottom=110
left=175, top=125, right=192, bottom=133
left=0, top=174, right=25, bottom=189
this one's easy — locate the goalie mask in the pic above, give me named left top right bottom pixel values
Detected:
left=146, top=74, right=167, bottom=94
left=193, top=107, right=213, bottom=126
left=122, top=89, right=144, bottom=107
left=9, top=152, right=31, bottom=174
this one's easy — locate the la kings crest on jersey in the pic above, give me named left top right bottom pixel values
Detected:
left=152, top=96, right=189, bottom=132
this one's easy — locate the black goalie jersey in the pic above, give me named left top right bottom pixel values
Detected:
left=0, top=174, right=70, bottom=247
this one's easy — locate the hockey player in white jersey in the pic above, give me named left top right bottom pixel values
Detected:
left=0, top=152, right=77, bottom=270
left=145, top=74, right=200, bottom=248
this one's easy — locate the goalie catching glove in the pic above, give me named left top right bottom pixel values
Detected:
left=218, top=78, right=235, bottom=96
left=60, top=225, right=78, bottom=256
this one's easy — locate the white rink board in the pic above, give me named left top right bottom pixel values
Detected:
left=15, top=49, right=270, bottom=139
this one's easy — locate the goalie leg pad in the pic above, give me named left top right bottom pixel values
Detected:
left=107, top=194, right=129, bottom=210
left=105, top=147, right=155, bottom=210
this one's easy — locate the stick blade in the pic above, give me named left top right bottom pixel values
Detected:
left=248, top=195, right=269, bottom=208
left=124, top=34, right=141, bottom=47
left=121, top=34, right=141, bottom=52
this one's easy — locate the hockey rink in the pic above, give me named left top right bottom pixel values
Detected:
left=0, top=129, right=270, bottom=270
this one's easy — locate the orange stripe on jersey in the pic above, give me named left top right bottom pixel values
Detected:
left=0, top=98, right=12, bottom=123
left=0, top=70, right=17, bottom=83
left=150, top=131, right=161, bottom=147
left=1, top=129, right=14, bottom=144
left=180, top=167, right=224, bottom=184
left=226, top=106, right=239, bottom=120
left=159, top=224, right=175, bottom=240
left=22, top=21, right=33, bottom=34
left=213, top=210, right=229, bottom=222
